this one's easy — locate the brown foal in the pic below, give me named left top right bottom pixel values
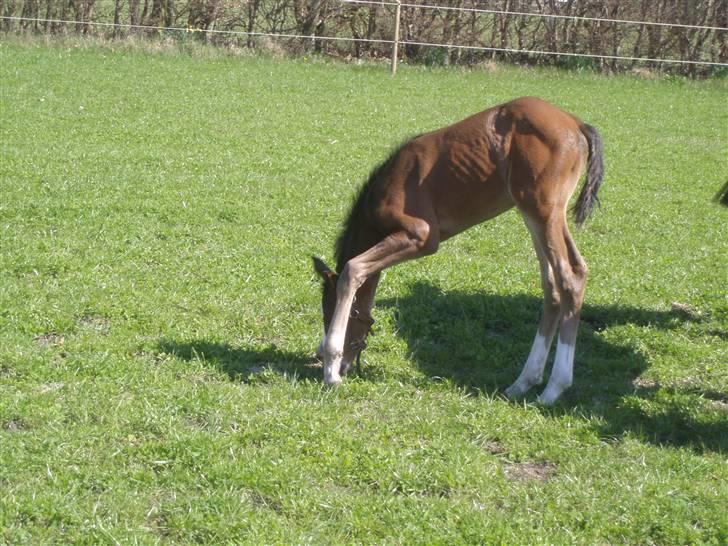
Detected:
left=313, top=97, right=604, bottom=404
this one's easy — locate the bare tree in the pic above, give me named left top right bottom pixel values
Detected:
left=3, top=0, right=725, bottom=75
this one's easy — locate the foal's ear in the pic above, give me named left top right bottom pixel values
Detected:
left=312, top=256, right=337, bottom=285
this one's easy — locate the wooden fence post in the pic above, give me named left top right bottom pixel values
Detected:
left=391, top=0, right=401, bottom=76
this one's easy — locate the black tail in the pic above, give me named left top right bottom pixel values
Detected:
left=572, top=124, right=605, bottom=226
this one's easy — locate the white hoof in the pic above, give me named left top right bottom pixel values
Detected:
left=323, top=363, right=342, bottom=385
left=536, top=384, right=568, bottom=405
left=505, top=376, right=539, bottom=399
left=504, top=383, right=523, bottom=399
left=536, top=393, right=557, bottom=406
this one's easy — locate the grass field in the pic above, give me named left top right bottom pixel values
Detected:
left=1, top=37, right=727, bottom=544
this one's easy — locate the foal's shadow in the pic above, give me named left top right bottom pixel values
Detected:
left=156, top=339, right=320, bottom=382
left=380, top=281, right=727, bottom=453
left=155, top=282, right=726, bottom=453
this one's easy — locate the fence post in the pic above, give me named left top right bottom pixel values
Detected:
left=391, top=0, right=401, bottom=76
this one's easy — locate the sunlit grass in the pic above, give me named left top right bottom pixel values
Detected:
left=1, top=37, right=726, bottom=544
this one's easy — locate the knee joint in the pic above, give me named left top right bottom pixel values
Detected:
left=408, top=220, right=438, bottom=256
left=417, top=236, right=439, bottom=256
left=556, top=265, right=586, bottom=302
left=340, top=262, right=366, bottom=292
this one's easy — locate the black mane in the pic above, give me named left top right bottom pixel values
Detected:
left=334, top=137, right=419, bottom=273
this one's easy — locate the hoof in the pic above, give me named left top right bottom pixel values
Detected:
left=536, top=381, right=570, bottom=406
left=536, top=391, right=559, bottom=406
left=323, top=365, right=343, bottom=386
left=504, top=383, right=526, bottom=399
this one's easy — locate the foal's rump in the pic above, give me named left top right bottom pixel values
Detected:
left=506, top=98, right=605, bottom=223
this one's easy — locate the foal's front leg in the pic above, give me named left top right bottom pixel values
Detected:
left=322, top=273, right=359, bottom=385
left=323, top=228, right=437, bottom=384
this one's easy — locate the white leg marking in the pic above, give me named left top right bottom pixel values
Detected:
left=323, top=328, right=345, bottom=385
left=537, top=339, right=574, bottom=405
left=505, top=333, right=551, bottom=398
left=323, top=291, right=356, bottom=385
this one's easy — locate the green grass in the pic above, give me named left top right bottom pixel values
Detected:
left=1, top=36, right=727, bottom=544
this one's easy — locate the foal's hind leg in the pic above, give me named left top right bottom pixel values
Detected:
left=505, top=224, right=562, bottom=398
left=537, top=222, right=587, bottom=404
left=506, top=211, right=587, bottom=404
left=517, top=216, right=587, bottom=404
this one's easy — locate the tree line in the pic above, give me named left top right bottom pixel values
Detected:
left=2, top=0, right=726, bottom=75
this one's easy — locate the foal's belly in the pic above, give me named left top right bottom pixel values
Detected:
left=433, top=173, right=514, bottom=241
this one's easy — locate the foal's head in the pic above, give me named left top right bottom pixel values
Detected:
left=312, top=257, right=373, bottom=374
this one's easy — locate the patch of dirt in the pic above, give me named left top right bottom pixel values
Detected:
left=38, top=382, right=65, bottom=394
left=503, top=461, right=556, bottom=483
left=4, top=419, right=27, bottom=432
left=482, top=439, right=506, bottom=455
left=137, top=350, right=173, bottom=365
left=145, top=503, right=171, bottom=538
left=184, top=413, right=217, bottom=431
left=671, top=302, right=702, bottom=318
left=246, top=489, right=284, bottom=513
left=78, top=315, right=111, bottom=334
left=472, top=434, right=506, bottom=455
left=34, top=332, right=65, bottom=348
left=633, top=376, right=658, bottom=390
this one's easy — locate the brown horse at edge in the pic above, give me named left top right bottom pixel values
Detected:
left=313, top=97, right=605, bottom=404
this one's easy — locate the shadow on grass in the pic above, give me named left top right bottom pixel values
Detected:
left=380, top=281, right=727, bottom=454
left=156, top=281, right=726, bottom=453
left=156, top=340, right=321, bottom=382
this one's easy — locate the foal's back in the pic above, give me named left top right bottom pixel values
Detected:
left=371, top=97, right=588, bottom=241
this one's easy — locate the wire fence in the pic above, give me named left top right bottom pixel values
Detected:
left=342, top=0, right=728, bottom=32
left=2, top=0, right=726, bottom=75
left=1, top=16, right=395, bottom=45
